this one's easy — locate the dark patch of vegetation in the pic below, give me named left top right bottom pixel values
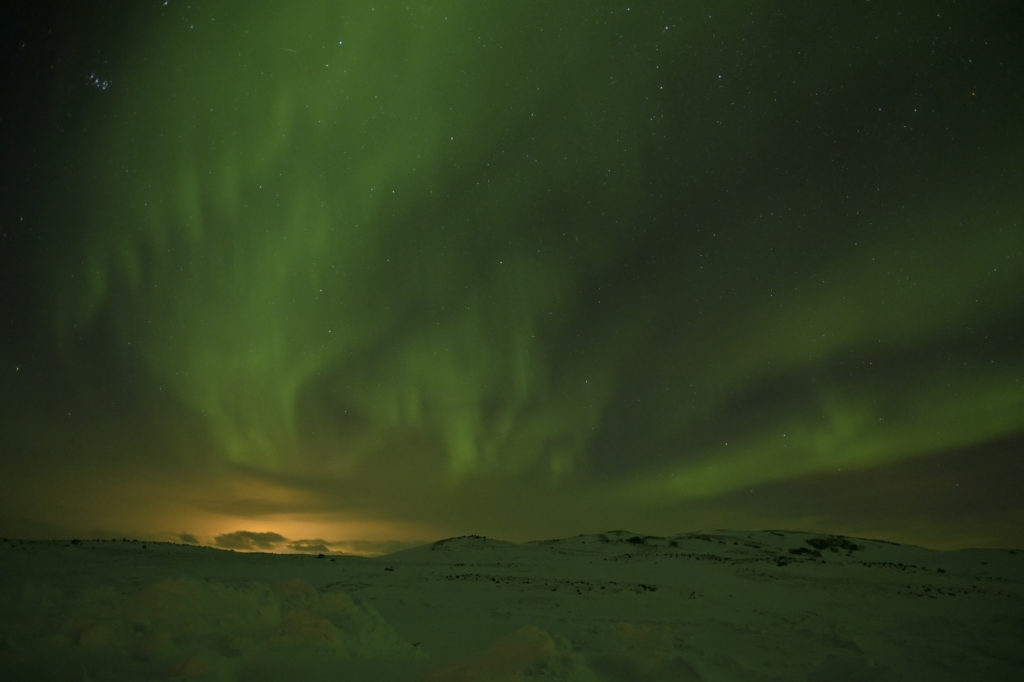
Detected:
left=789, top=546, right=822, bottom=557
left=627, top=535, right=647, bottom=545
left=806, top=536, right=864, bottom=553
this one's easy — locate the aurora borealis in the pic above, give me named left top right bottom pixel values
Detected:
left=2, top=1, right=1022, bottom=552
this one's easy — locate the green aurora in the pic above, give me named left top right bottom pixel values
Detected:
left=2, top=1, right=1022, bottom=549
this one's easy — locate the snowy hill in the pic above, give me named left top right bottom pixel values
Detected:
left=1, top=531, right=1021, bottom=680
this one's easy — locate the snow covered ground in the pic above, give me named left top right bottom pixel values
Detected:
left=1, top=530, right=1021, bottom=681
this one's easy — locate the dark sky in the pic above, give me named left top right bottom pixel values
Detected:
left=2, top=1, right=1022, bottom=553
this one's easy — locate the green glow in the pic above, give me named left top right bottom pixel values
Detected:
left=54, top=3, right=653, bottom=473
left=37, top=0, right=1023, bottom=516
left=627, top=356, right=1024, bottom=504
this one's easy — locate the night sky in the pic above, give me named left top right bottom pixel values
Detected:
left=2, top=1, right=1022, bottom=553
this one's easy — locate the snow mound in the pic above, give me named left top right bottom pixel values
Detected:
left=2, top=576, right=423, bottom=681
left=423, top=625, right=596, bottom=681
left=422, top=623, right=707, bottom=681
left=430, top=535, right=517, bottom=551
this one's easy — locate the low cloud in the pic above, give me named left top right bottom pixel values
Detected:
left=208, top=531, right=420, bottom=555
left=288, top=539, right=330, bottom=554
left=214, top=530, right=287, bottom=551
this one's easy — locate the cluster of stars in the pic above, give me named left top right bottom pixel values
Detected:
left=86, top=72, right=111, bottom=91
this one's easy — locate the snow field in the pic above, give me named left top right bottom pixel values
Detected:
left=3, top=573, right=422, bottom=681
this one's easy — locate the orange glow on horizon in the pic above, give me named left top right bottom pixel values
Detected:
left=0, top=461, right=436, bottom=556
left=172, top=511, right=434, bottom=556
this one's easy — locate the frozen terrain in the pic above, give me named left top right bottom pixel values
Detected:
left=1, top=530, right=1021, bottom=681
